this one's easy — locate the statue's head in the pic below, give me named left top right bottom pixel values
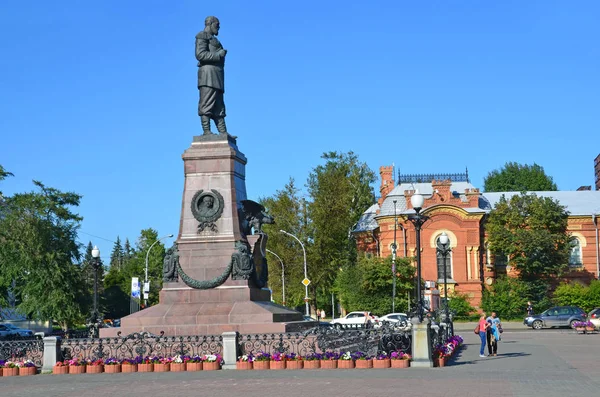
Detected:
left=205, top=16, right=220, bottom=36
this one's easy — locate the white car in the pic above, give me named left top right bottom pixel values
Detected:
left=377, top=313, right=412, bottom=329
left=330, top=311, right=379, bottom=327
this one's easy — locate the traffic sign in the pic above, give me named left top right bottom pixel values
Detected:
left=302, top=278, right=311, bottom=287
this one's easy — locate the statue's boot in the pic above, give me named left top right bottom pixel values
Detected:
left=215, top=118, right=237, bottom=139
left=201, top=116, right=212, bottom=135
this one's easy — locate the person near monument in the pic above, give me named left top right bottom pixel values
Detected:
left=196, top=16, right=228, bottom=135
left=526, top=301, right=534, bottom=316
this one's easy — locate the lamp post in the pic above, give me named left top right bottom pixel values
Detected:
left=437, top=232, right=451, bottom=340
left=144, top=234, right=174, bottom=307
left=407, top=190, right=428, bottom=322
left=392, top=200, right=398, bottom=313
left=280, top=229, right=309, bottom=316
left=267, top=249, right=285, bottom=306
left=89, top=246, right=102, bottom=338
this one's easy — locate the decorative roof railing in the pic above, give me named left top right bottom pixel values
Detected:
left=397, top=169, right=469, bottom=184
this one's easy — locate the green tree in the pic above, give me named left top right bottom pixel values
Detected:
left=334, top=254, right=415, bottom=316
left=553, top=280, right=600, bottom=312
left=484, top=162, right=557, bottom=192
left=109, top=236, right=124, bottom=271
left=306, top=151, right=376, bottom=310
left=261, top=179, right=307, bottom=309
left=486, top=192, right=570, bottom=302
left=447, top=293, right=476, bottom=320
left=481, top=277, right=530, bottom=319
left=0, top=180, right=86, bottom=329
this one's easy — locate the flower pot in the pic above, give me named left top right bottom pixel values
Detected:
left=320, top=360, right=338, bottom=369
left=186, top=362, right=203, bottom=371
left=104, top=365, right=121, bottom=374
left=269, top=361, right=286, bottom=370
left=436, top=357, right=446, bottom=368
left=171, top=363, right=186, bottom=372
left=391, top=359, right=409, bottom=368
left=236, top=361, right=253, bottom=370
left=253, top=361, right=270, bottom=370
left=303, top=360, right=320, bottom=369
left=338, top=360, right=354, bottom=369
left=154, top=363, right=170, bottom=372
left=138, top=363, right=153, bottom=372
left=53, top=365, right=69, bottom=375
left=69, top=366, right=86, bottom=374
left=355, top=359, right=373, bottom=369
left=285, top=361, right=303, bottom=370
left=575, top=326, right=585, bottom=333
left=203, top=361, right=220, bottom=371
left=373, top=359, right=391, bottom=369
left=121, top=364, right=137, bottom=373
left=3, top=368, right=19, bottom=376
left=19, top=366, right=37, bottom=376
left=86, top=365, right=104, bottom=374
left=585, top=326, right=596, bottom=332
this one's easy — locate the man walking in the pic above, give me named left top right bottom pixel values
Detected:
left=196, top=16, right=229, bottom=136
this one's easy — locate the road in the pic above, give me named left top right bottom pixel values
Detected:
left=1, top=328, right=598, bottom=397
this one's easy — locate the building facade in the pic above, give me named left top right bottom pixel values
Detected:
left=353, top=166, right=600, bottom=308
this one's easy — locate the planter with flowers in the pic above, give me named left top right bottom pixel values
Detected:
left=338, top=352, right=355, bottom=369
left=85, top=359, right=104, bottom=374
left=236, top=354, right=253, bottom=370
left=270, top=352, right=286, bottom=370
left=104, top=358, right=121, bottom=373
left=53, top=361, right=69, bottom=375
left=390, top=351, right=410, bottom=368
left=170, top=355, right=187, bottom=372
left=285, top=353, right=303, bottom=370
left=303, top=353, right=321, bottom=369
left=572, top=321, right=596, bottom=333
left=0, top=360, right=4, bottom=376
left=154, top=357, right=171, bottom=372
left=67, top=358, right=87, bottom=374
left=139, top=356, right=159, bottom=372
left=121, top=357, right=139, bottom=373
left=185, top=355, right=203, bottom=371
left=373, top=352, right=391, bottom=369
left=433, top=344, right=450, bottom=367
left=202, top=354, right=221, bottom=370
left=2, top=361, right=19, bottom=376
left=320, top=351, right=339, bottom=369
left=18, top=360, right=37, bottom=376
left=252, top=352, right=271, bottom=370
left=353, top=352, right=373, bottom=369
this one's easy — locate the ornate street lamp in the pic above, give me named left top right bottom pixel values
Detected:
left=407, top=190, right=428, bottom=322
left=144, top=234, right=173, bottom=307
left=266, top=249, right=285, bottom=306
left=392, top=200, right=398, bottom=313
left=280, top=230, right=309, bottom=316
left=89, top=246, right=102, bottom=338
left=437, top=232, right=452, bottom=340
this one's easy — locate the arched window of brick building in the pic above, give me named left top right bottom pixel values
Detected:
left=569, top=237, right=583, bottom=267
left=435, top=236, right=452, bottom=281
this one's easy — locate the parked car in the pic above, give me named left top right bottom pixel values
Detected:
left=588, top=308, right=600, bottom=329
left=524, top=306, right=587, bottom=330
left=378, top=313, right=411, bottom=328
left=0, top=323, right=34, bottom=337
left=330, top=311, right=379, bottom=327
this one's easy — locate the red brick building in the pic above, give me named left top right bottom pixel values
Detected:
left=353, top=166, right=600, bottom=308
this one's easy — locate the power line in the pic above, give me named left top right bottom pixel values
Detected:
left=78, top=230, right=116, bottom=244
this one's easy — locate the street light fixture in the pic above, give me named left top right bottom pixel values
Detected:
left=280, top=229, right=309, bottom=317
left=89, top=246, right=102, bottom=338
left=266, top=249, right=285, bottom=306
left=144, top=234, right=174, bottom=307
left=437, top=232, right=451, bottom=340
left=392, top=200, right=398, bottom=313
left=407, top=190, right=428, bottom=322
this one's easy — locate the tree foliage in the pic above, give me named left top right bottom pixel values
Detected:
left=334, top=254, right=415, bottom=316
left=447, top=293, right=476, bottom=320
left=486, top=192, right=570, bottom=284
left=481, top=277, right=530, bottom=319
left=484, top=162, right=557, bottom=192
left=553, top=280, right=600, bottom=312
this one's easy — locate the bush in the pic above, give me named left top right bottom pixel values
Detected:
left=481, top=277, right=530, bottom=319
left=447, top=293, right=476, bottom=320
left=553, top=280, right=600, bottom=312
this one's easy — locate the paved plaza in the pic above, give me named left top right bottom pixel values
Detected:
left=2, top=329, right=598, bottom=397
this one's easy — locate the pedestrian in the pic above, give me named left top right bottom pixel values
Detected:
left=477, top=313, right=489, bottom=358
left=315, top=309, right=319, bottom=320
left=486, top=312, right=501, bottom=356
left=526, top=301, right=534, bottom=316
left=320, top=309, right=326, bottom=321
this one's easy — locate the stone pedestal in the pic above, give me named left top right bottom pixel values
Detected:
left=101, top=136, right=303, bottom=338
left=410, top=317, right=433, bottom=368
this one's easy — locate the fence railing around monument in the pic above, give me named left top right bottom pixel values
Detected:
left=60, top=331, right=223, bottom=362
left=0, top=335, right=44, bottom=367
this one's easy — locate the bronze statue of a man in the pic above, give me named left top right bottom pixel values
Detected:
left=196, top=16, right=228, bottom=135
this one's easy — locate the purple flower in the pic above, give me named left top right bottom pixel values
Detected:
left=304, top=352, right=323, bottom=361
left=323, top=351, right=340, bottom=360
left=253, top=352, right=271, bottom=362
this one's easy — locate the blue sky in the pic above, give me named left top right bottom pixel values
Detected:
left=1, top=1, right=598, bottom=260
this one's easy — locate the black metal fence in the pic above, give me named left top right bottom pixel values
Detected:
left=60, top=331, right=223, bottom=361
left=0, top=336, right=44, bottom=367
